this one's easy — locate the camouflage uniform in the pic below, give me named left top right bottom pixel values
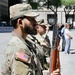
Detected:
left=2, top=2, right=40, bottom=75
left=26, top=34, right=49, bottom=70
left=34, top=33, right=51, bottom=56
left=43, top=34, right=51, bottom=56
left=1, top=32, right=33, bottom=75
left=34, top=33, right=51, bottom=69
left=26, top=34, right=45, bottom=75
left=26, top=35, right=44, bottom=57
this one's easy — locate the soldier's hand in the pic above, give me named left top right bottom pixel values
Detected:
left=57, top=46, right=60, bottom=51
left=51, top=69, right=60, bottom=75
left=41, top=42, right=47, bottom=46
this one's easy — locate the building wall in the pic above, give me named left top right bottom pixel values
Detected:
left=32, top=6, right=75, bottom=28
left=33, top=9, right=66, bottom=25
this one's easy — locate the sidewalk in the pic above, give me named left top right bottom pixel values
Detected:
left=60, top=50, right=75, bottom=75
left=60, top=29, right=75, bottom=75
left=0, top=33, right=12, bottom=75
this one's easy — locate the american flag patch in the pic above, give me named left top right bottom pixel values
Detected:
left=16, top=52, right=29, bottom=62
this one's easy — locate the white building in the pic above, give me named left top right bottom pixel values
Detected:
left=32, top=5, right=75, bottom=28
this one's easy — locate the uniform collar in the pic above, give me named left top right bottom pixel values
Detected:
left=12, top=31, right=26, bottom=43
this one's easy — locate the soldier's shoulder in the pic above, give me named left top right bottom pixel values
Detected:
left=34, top=34, right=44, bottom=41
left=6, top=37, right=23, bottom=53
left=8, top=36, right=19, bottom=44
left=6, top=36, right=31, bottom=55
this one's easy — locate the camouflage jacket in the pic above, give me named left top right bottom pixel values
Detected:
left=1, top=32, right=32, bottom=75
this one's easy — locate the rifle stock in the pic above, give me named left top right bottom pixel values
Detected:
left=48, top=39, right=60, bottom=75
left=47, top=7, right=61, bottom=75
left=50, top=49, right=57, bottom=72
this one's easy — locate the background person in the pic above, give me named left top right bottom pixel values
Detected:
left=64, top=23, right=73, bottom=54
left=61, top=24, right=66, bottom=51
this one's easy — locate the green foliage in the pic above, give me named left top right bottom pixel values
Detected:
left=28, top=0, right=39, bottom=9
left=30, top=2, right=39, bottom=9
left=27, top=0, right=62, bottom=9
left=50, top=0, right=61, bottom=7
left=28, top=0, right=33, bottom=3
left=61, top=0, right=75, bottom=6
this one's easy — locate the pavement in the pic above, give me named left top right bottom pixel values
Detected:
left=0, top=32, right=12, bottom=74
left=0, top=29, right=75, bottom=75
left=60, top=29, right=75, bottom=75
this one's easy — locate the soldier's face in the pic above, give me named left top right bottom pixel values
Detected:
left=37, top=25, right=46, bottom=35
left=22, top=17, right=37, bottom=35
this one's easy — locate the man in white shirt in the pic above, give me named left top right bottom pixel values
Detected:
left=64, top=23, right=73, bottom=54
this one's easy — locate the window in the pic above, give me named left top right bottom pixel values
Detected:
left=47, top=14, right=55, bottom=25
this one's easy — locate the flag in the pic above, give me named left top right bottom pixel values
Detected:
left=16, top=52, right=29, bottom=63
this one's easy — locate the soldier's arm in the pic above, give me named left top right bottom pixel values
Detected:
left=1, top=49, right=13, bottom=75
left=1, top=43, right=19, bottom=75
left=15, top=52, right=30, bottom=63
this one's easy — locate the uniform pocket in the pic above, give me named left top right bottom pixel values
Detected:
left=12, top=61, right=29, bottom=75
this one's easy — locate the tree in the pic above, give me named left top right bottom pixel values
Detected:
left=61, top=0, right=75, bottom=28
left=27, top=0, right=39, bottom=9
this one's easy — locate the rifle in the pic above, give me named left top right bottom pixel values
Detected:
left=48, top=9, right=60, bottom=75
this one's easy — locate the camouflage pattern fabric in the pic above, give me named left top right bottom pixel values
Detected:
left=1, top=32, right=33, bottom=75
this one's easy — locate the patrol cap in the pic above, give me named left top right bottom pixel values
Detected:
left=10, top=3, right=39, bottom=19
left=37, top=19, right=44, bottom=25
left=37, top=19, right=51, bottom=27
left=40, top=23, right=51, bottom=27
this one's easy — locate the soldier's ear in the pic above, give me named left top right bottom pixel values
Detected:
left=36, top=25, right=39, bottom=29
left=18, top=19, right=22, bottom=26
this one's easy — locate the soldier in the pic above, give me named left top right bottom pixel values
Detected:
left=1, top=3, right=39, bottom=75
left=35, top=20, right=51, bottom=57
left=26, top=19, right=60, bottom=75
left=32, top=20, right=60, bottom=75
